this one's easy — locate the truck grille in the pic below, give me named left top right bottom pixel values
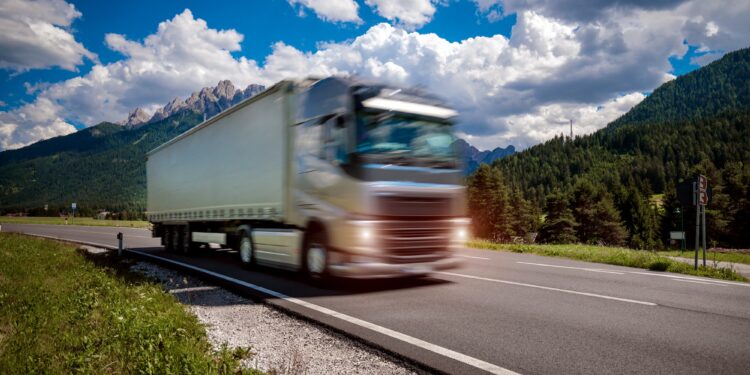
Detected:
left=378, top=221, right=452, bottom=264
left=376, top=196, right=453, bottom=217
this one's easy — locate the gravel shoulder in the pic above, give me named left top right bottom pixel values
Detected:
left=129, top=261, right=425, bottom=375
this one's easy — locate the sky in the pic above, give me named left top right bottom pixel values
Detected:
left=0, top=0, right=748, bottom=151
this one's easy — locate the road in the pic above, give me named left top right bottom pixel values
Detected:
left=4, top=223, right=750, bottom=375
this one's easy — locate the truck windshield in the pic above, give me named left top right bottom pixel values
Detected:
left=355, top=113, right=457, bottom=167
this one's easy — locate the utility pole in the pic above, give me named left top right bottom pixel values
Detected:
left=570, top=119, right=573, bottom=139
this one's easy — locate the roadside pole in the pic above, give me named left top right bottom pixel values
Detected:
left=117, top=232, right=123, bottom=256
left=702, top=204, right=707, bottom=267
left=692, top=175, right=709, bottom=269
left=680, top=206, right=685, bottom=251
left=694, top=182, right=700, bottom=269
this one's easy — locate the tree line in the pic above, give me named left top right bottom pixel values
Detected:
left=469, top=111, right=750, bottom=249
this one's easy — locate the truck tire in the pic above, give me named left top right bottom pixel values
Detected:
left=164, top=226, right=174, bottom=252
left=181, top=228, right=197, bottom=256
left=238, top=231, right=256, bottom=268
left=173, top=227, right=184, bottom=254
left=303, top=231, right=329, bottom=281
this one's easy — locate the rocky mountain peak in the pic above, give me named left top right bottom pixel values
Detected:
left=120, top=80, right=266, bottom=127
left=124, top=107, right=150, bottom=127
left=213, top=80, right=236, bottom=100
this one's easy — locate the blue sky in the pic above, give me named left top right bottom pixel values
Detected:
left=1, top=0, right=747, bottom=150
left=1, top=0, right=521, bottom=108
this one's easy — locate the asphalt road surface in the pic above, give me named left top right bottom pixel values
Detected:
left=5, top=223, right=750, bottom=375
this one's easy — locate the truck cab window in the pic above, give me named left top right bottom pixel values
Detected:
left=323, top=115, right=348, bottom=165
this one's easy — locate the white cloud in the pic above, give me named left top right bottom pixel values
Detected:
left=288, top=0, right=361, bottom=24
left=3, top=1, right=750, bottom=151
left=365, top=0, right=437, bottom=29
left=0, top=97, right=76, bottom=150
left=0, top=9, right=265, bottom=150
left=0, top=0, right=96, bottom=71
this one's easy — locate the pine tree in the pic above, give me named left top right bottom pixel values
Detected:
left=591, top=198, right=627, bottom=246
left=571, top=180, right=598, bottom=242
left=537, top=192, right=578, bottom=244
left=621, top=182, right=661, bottom=249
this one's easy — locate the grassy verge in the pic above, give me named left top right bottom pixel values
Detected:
left=467, top=239, right=746, bottom=282
left=659, top=250, right=750, bottom=265
left=0, top=216, right=149, bottom=228
left=0, top=233, right=260, bottom=374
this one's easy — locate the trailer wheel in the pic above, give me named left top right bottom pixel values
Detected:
left=238, top=231, right=256, bottom=268
left=181, top=228, right=197, bottom=256
left=173, top=227, right=184, bottom=254
left=164, top=226, right=174, bottom=252
left=303, top=231, right=329, bottom=280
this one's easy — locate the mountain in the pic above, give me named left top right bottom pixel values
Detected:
left=0, top=80, right=266, bottom=214
left=487, top=47, right=750, bottom=248
left=122, top=80, right=265, bottom=127
left=454, top=139, right=516, bottom=174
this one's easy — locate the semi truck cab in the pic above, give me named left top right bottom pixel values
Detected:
left=290, top=77, right=468, bottom=278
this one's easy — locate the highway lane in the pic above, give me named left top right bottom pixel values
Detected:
left=4, top=223, right=750, bottom=375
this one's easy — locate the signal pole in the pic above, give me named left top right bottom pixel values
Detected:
left=693, top=175, right=709, bottom=269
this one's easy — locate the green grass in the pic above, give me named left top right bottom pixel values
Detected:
left=0, top=216, right=149, bottom=228
left=0, top=233, right=261, bottom=374
left=660, top=249, right=750, bottom=265
left=467, top=239, right=746, bottom=282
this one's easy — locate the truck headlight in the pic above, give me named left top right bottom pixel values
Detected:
left=360, top=227, right=373, bottom=241
left=456, top=228, right=467, bottom=241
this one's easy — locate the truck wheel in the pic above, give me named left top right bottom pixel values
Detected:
left=173, top=227, right=184, bottom=254
left=164, top=227, right=174, bottom=252
left=238, top=232, right=255, bottom=268
left=181, top=228, right=197, bottom=255
left=304, top=231, right=329, bottom=280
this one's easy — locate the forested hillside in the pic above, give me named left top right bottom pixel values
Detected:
left=470, top=47, right=750, bottom=249
left=0, top=111, right=202, bottom=216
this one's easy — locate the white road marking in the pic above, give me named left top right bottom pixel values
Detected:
left=437, top=271, right=657, bottom=306
left=128, top=250, right=520, bottom=375
left=515, top=261, right=748, bottom=288
left=457, top=254, right=491, bottom=260
left=517, top=261, right=624, bottom=275
left=169, top=286, right=220, bottom=293
left=627, top=271, right=750, bottom=287
left=671, top=279, right=727, bottom=286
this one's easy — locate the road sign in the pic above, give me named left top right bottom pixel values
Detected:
left=670, top=231, right=685, bottom=240
left=698, top=175, right=707, bottom=192
left=71, top=202, right=77, bottom=209
left=699, top=190, right=709, bottom=205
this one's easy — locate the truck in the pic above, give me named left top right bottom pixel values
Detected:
left=146, top=76, right=469, bottom=279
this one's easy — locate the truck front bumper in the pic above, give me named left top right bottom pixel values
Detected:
left=328, top=256, right=463, bottom=279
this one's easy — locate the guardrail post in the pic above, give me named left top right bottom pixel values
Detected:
left=117, top=232, right=123, bottom=256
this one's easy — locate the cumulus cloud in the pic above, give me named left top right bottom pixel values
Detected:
left=0, top=0, right=96, bottom=71
left=3, top=1, right=750, bottom=151
left=288, top=0, right=361, bottom=24
left=0, top=9, right=265, bottom=150
left=0, top=97, right=76, bottom=150
left=365, top=0, right=437, bottom=29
